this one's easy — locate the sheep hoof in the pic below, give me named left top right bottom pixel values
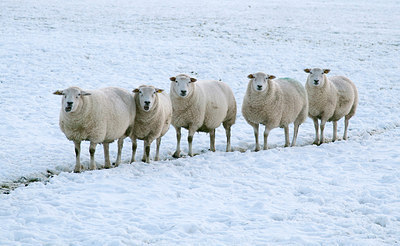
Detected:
left=172, top=152, right=180, bottom=158
left=74, top=164, right=83, bottom=173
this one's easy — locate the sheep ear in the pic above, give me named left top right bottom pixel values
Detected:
left=247, top=74, right=255, bottom=79
left=155, top=88, right=164, bottom=93
left=304, top=68, right=311, bottom=73
left=268, top=75, right=276, bottom=80
left=81, top=91, right=91, bottom=96
left=133, top=88, right=140, bottom=93
left=53, top=90, right=64, bottom=95
left=323, top=69, right=330, bottom=74
left=170, top=77, right=176, bottom=82
left=190, top=77, right=197, bottom=82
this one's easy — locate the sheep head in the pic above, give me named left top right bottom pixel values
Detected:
left=53, top=87, right=91, bottom=113
left=304, top=68, right=330, bottom=86
left=170, top=74, right=197, bottom=98
left=247, top=72, right=275, bottom=92
left=133, top=85, right=163, bottom=112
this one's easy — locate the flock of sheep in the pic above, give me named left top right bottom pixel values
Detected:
left=54, top=68, right=358, bottom=173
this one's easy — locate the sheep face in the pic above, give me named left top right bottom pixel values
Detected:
left=53, top=87, right=91, bottom=113
left=304, top=68, right=330, bottom=87
left=133, top=86, right=163, bottom=112
left=248, top=72, right=275, bottom=92
left=170, top=74, right=197, bottom=98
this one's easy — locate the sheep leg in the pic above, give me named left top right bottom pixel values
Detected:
left=155, top=137, right=161, bottom=161
left=210, top=129, right=216, bottom=152
left=115, top=138, right=124, bottom=167
left=319, top=119, right=327, bottom=145
left=332, top=121, right=338, bottom=142
left=251, top=123, right=260, bottom=151
left=172, top=127, right=181, bottom=158
left=89, top=142, right=97, bottom=170
left=224, top=124, right=231, bottom=152
left=312, top=118, right=320, bottom=145
left=143, top=140, right=151, bottom=163
left=263, top=127, right=271, bottom=150
left=130, top=137, right=137, bottom=163
left=188, top=128, right=196, bottom=157
left=103, top=142, right=111, bottom=169
left=291, top=123, right=300, bottom=147
left=141, top=141, right=147, bottom=162
left=343, top=115, right=350, bottom=140
left=284, top=125, right=290, bottom=147
left=73, top=141, right=82, bottom=173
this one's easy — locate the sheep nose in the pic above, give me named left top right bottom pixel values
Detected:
left=144, top=101, right=150, bottom=105
left=314, top=79, right=319, bottom=84
left=257, top=85, right=262, bottom=90
left=180, top=90, right=187, bottom=96
left=67, top=102, right=73, bottom=106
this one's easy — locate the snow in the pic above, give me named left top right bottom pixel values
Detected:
left=1, top=0, right=400, bottom=244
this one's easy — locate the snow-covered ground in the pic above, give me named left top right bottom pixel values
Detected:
left=1, top=0, right=400, bottom=244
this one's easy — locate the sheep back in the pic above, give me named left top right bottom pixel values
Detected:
left=328, top=76, right=358, bottom=121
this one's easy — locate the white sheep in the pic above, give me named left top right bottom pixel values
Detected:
left=169, top=74, right=237, bottom=157
left=130, top=85, right=172, bottom=163
left=242, top=72, right=308, bottom=151
left=53, top=86, right=136, bottom=172
left=304, top=68, right=358, bottom=144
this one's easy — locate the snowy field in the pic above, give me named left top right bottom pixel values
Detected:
left=1, top=0, right=400, bottom=244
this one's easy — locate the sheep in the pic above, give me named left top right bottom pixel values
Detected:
left=53, top=86, right=136, bottom=173
left=130, top=85, right=172, bottom=163
left=169, top=74, right=237, bottom=157
left=304, top=68, right=358, bottom=145
left=242, top=72, right=308, bottom=151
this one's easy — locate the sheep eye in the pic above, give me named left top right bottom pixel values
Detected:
left=78, top=94, right=81, bottom=96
